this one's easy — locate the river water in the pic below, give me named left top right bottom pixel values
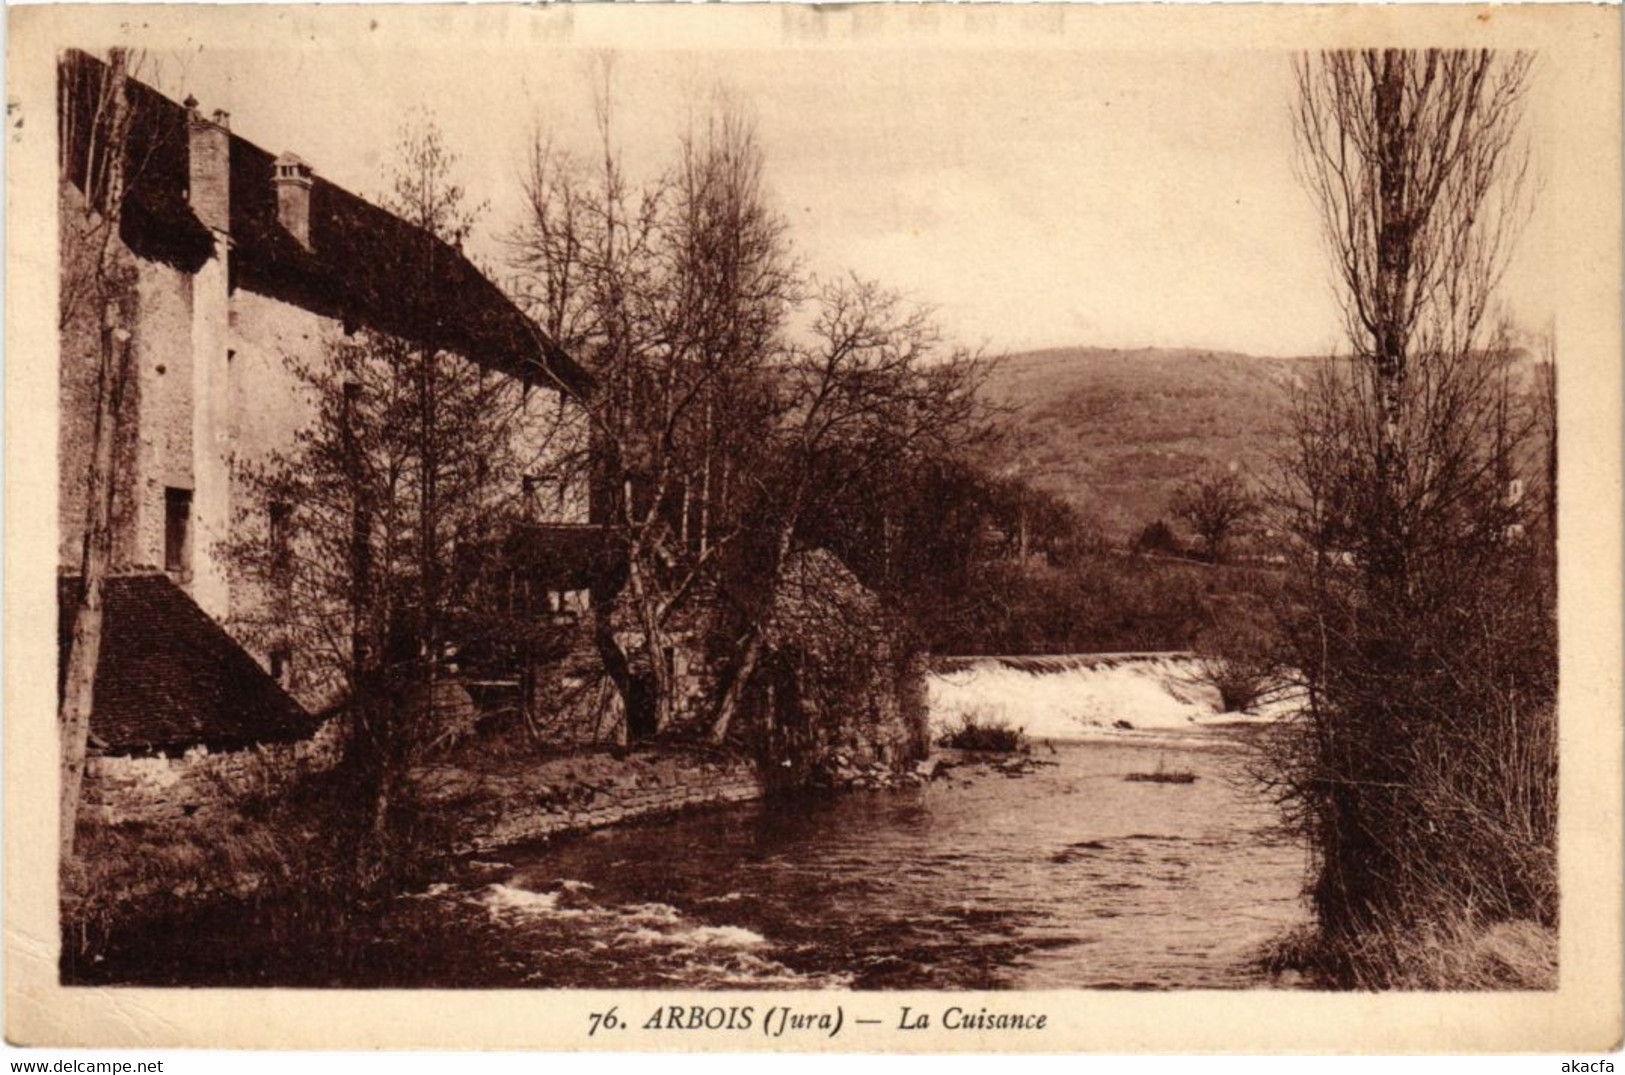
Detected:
left=78, top=731, right=1307, bottom=989
left=389, top=734, right=1304, bottom=988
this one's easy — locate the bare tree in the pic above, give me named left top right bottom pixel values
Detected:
left=1170, top=467, right=1255, bottom=562
left=509, top=76, right=795, bottom=736
left=227, top=113, right=566, bottom=879
left=1293, top=48, right=1534, bottom=585
left=1270, top=49, right=1554, bottom=975
left=1534, top=321, right=1557, bottom=545
left=706, top=276, right=993, bottom=744
left=57, top=48, right=139, bottom=860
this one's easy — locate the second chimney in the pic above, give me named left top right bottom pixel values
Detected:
left=186, top=97, right=230, bottom=235
left=272, top=152, right=315, bottom=250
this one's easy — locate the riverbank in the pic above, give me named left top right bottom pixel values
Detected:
left=61, top=653, right=1250, bottom=950
left=64, top=652, right=1292, bottom=983
left=411, top=746, right=764, bottom=852
left=71, top=736, right=1306, bottom=988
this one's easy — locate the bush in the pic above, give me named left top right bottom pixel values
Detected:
left=1132, top=518, right=1183, bottom=557
left=1264, top=354, right=1558, bottom=975
left=1192, top=621, right=1283, bottom=713
left=937, top=712, right=1026, bottom=752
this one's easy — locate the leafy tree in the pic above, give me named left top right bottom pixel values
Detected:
left=1132, top=518, right=1182, bottom=558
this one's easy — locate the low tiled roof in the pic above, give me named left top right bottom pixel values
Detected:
left=58, top=49, right=589, bottom=396
left=57, top=573, right=316, bottom=756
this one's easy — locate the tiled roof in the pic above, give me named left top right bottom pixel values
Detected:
left=57, top=573, right=316, bottom=755
left=58, top=49, right=590, bottom=396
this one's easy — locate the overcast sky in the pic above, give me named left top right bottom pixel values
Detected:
left=152, top=46, right=1556, bottom=358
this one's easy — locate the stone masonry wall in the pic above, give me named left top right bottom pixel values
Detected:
left=59, top=184, right=196, bottom=576
left=81, top=719, right=346, bottom=825
left=409, top=749, right=764, bottom=853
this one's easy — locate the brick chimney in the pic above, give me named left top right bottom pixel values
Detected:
left=272, top=152, right=315, bottom=250
left=186, top=96, right=230, bottom=235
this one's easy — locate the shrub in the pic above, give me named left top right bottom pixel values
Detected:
left=1132, top=518, right=1183, bottom=558
left=937, top=712, right=1026, bottom=752
left=1192, top=621, right=1283, bottom=713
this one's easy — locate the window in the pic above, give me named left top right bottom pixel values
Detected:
left=269, top=501, right=293, bottom=574
left=269, top=647, right=292, bottom=687
left=523, top=474, right=561, bottom=519
left=164, top=488, right=192, bottom=575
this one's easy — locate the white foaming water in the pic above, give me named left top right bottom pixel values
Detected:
left=472, top=884, right=768, bottom=957
left=928, top=653, right=1285, bottom=740
left=623, top=902, right=684, bottom=924
left=477, top=883, right=567, bottom=917
left=676, top=925, right=768, bottom=948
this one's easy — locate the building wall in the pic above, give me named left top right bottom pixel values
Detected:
left=60, top=203, right=588, bottom=695
left=57, top=185, right=144, bottom=570
left=131, top=259, right=200, bottom=574
left=223, top=284, right=336, bottom=597
left=58, top=184, right=198, bottom=579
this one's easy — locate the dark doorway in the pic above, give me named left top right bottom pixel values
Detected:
left=626, top=673, right=658, bottom=741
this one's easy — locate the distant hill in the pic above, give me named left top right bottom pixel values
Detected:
left=981, top=347, right=1316, bottom=542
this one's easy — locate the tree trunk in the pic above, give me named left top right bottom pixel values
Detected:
left=1370, top=52, right=1410, bottom=592
left=708, top=521, right=794, bottom=745
left=708, top=629, right=765, bottom=747
left=593, top=610, right=634, bottom=720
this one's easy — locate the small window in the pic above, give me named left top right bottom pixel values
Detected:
left=269, top=501, right=293, bottom=573
left=164, top=488, right=192, bottom=575
left=269, top=647, right=292, bottom=686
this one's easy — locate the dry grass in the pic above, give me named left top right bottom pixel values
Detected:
left=59, top=764, right=386, bottom=971
left=1260, top=915, right=1557, bottom=991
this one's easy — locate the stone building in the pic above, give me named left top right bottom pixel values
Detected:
left=57, top=51, right=925, bottom=784
left=741, top=549, right=931, bottom=784
left=57, top=50, right=589, bottom=757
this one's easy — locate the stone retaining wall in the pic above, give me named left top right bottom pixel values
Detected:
left=82, top=719, right=346, bottom=825
left=409, top=749, right=764, bottom=852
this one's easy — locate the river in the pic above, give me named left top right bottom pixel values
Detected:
left=83, top=730, right=1306, bottom=989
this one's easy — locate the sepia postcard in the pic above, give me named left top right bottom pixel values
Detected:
left=6, top=1, right=1622, bottom=1054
